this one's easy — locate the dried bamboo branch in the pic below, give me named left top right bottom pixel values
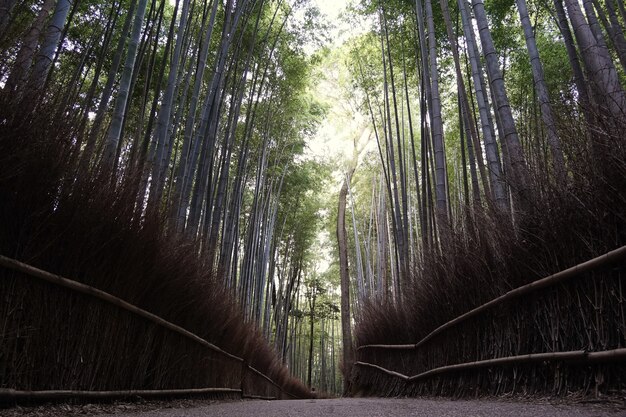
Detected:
left=358, top=245, right=626, bottom=350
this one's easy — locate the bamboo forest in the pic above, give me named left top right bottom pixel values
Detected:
left=1, top=0, right=626, bottom=409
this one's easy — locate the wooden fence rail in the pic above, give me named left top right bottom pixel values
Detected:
left=354, top=245, right=626, bottom=388
left=355, top=348, right=626, bottom=382
left=358, top=245, right=626, bottom=351
left=0, top=255, right=303, bottom=402
left=0, top=388, right=242, bottom=402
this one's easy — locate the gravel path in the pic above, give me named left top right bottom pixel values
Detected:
left=93, top=398, right=625, bottom=417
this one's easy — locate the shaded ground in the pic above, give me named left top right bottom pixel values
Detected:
left=6, top=397, right=623, bottom=417
left=102, top=398, right=625, bottom=417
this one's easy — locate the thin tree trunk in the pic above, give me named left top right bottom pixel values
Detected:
left=459, top=91, right=481, bottom=206
left=307, top=284, right=316, bottom=388
left=24, top=0, right=72, bottom=99
left=103, top=0, right=148, bottom=171
left=439, top=0, right=489, bottom=204
left=79, top=0, right=139, bottom=174
left=593, top=0, right=626, bottom=73
left=380, top=6, right=409, bottom=282
left=516, top=0, right=567, bottom=185
left=472, top=0, right=532, bottom=212
left=149, top=0, right=190, bottom=210
left=172, top=0, right=219, bottom=229
left=458, top=0, right=508, bottom=210
left=564, top=0, right=626, bottom=120
left=337, top=174, right=354, bottom=395
left=4, top=0, right=56, bottom=101
left=553, top=0, right=591, bottom=110
left=0, top=0, right=18, bottom=40
left=424, top=0, right=448, bottom=223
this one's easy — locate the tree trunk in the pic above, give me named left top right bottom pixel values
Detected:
left=307, top=284, right=317, bottom=388
left=458, top=0, right=508, bottom=210
left=424, top=0, right=448, bottom=222
left=0, top=0, right=18, bottom=40
left=380, top=6, right=409, bottom=282
left=149, top=0, right=190, bottom=210
left=471, top=0, right=531, bottom=212
left=439, top=0, right=488, bottom=205
left=79, top=0, right=139, bottom=174
left=516, top=0, right=567, bottom=185
left=4, top=0, right=56, bottom=101
left=337, top=174, right=354, bottom=395
left=553, top=0, right=591, bottom=110
left=24, top=0, right=72, bottom=99
left=593, top=0, right=626, bottom=73
left=103, top=0, right=149, bottom=171
left=564, top=0, right=626, bottom=120
left=171, top=0, right=219, bottom=227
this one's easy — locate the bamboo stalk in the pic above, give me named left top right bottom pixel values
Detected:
left=0, top=388, right=242, bottom=401
left=358, top=246, right=626, bottom=350
left=355, top=348, right=626, bottom=383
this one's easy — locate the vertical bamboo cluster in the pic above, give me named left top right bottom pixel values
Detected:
left=0, top=0, right=328, bottom=384
left=345, top=0, right=626, bottom=305
left=345, top=0, right=626, bottom=395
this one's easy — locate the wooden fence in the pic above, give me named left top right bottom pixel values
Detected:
left=0, top=255, right=303, bottom=402
left=353, top=246, right=626, bottom=396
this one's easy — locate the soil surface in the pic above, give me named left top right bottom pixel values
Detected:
left=4, top=397, right=625, bottom=417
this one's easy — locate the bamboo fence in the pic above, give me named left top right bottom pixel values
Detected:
left=354, top=245, right=626, bottom=392
left=0, top=255, right=303, bottom=402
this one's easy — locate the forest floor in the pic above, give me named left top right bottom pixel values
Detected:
left=2, top=397, right=625, bottom=417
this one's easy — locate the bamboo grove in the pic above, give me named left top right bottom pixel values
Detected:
left=1, top=0, right=626, bottom=400
left=341, top=0, right=626, bottom=396
left=0, top=0, right=330, bottom=395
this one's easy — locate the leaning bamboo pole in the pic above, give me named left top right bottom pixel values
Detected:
left=0, top=254, right=302, bottom=400
left=0, top=254, right=242, bottom=362
left=242, top=394, right=278, bottom=400
left=358, top=245, right=626, bottom=351
left=248, top=366, right=282, bottom=389
left=355, top=348, right=626, bottom=382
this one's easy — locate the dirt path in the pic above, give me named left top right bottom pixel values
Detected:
left=93, top=397, right=624, bottom=417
